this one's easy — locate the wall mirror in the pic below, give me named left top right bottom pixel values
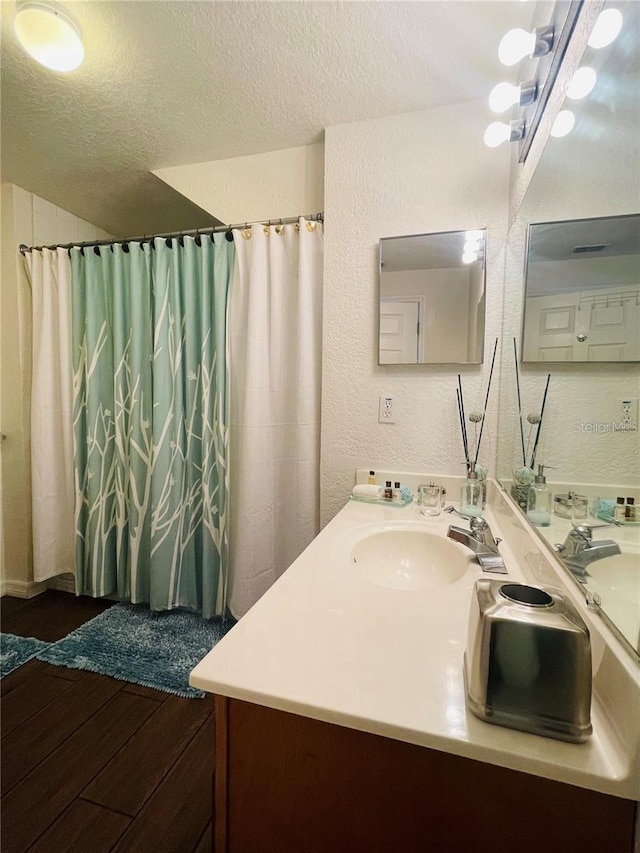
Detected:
left=497, top=0, right=640, bottom=660
left=378, top=230, right=486, bottom=364
left=522, top=214, right=640, bottom=363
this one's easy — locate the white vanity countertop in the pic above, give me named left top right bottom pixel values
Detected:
left=190, top=498, right=640, bottom=800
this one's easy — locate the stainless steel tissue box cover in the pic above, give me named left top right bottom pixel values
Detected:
left=464, top=580, right=592, bottom=743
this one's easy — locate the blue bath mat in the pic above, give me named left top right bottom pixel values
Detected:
left=1, top=633, right=51, bottom=679
left=36, top=604, right=235, bottom=698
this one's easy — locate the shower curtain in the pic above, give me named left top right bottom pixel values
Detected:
left=25, top=218, right=322, bottom=620
left=26, top=248, right=75, bottom=582
left=228, top=219, right=323, bottom=619
left=26, top=236, right=233, bottom=617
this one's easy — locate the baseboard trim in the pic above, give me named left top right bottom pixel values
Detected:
left=47, top=575, right=77, bottom=594
left=1, top=579, right=49, bottom=599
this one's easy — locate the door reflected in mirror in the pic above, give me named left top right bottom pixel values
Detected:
left=522, top=214, right=640, bottom=363
left=378, top=229, right=486, bottom=365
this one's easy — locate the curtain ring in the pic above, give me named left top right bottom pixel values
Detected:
left=263, top=225, right=270, bottom=236
left=294, top=223, right=300, bottom=233
left=306, top=221, right=317, bottom=232
left=195, top=228, right=201, bottom=247
left=275, top=219, right=284, bottom=235
left=243, top=223, right=251, bottom=240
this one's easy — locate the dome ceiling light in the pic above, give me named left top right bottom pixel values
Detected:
left=14, top=1, right=84, bottom=72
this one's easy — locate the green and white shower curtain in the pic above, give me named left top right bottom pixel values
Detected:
left=26, top=221, right=323, bottom=620
left=70, top=236, right=233, bottom=617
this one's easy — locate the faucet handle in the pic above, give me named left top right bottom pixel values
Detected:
left=444, top=506, right=481, bottom=522
left=571, top=521, right=620, bottom=538
left=571, top=524, right=594, bottom=542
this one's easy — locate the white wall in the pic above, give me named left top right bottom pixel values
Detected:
left=154, top=143, right=324, bottom=225
left=321, top=100, right=511, bottom=524
left=0, top=184, right=110, bottom=595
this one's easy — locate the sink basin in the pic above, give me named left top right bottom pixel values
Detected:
left=350, top=528, right=469, bottom=590
left=588, top=554, right=640, bottom=603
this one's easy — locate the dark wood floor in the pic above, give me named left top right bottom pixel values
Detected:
left=1, top=591, right=215, bottom=853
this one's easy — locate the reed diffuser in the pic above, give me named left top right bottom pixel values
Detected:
left=511, top=338, right=551, bottom=509
left=456, top=338, right=498, bottom=508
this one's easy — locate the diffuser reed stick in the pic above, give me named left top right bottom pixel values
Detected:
left=529, top=373, right=551, bottom=470
left=456, top=385, right=470, bottom=468
left=513, top=338, right=526, bottom=467
left=473, top=337, right=498, bottom=467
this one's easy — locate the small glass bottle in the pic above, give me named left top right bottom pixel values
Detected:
left=384, top=480, right=393, bottom=500
left=614, top=497, right=626, bottom=523
left=460, top=470, right=483, bottom=517
left=393, top=481, right=401, bottom=502
left=367, top=470, right=376, bottom=485
left=625, top=497, right=636, bottom=522
left=526, top=464, right=552, bottom=527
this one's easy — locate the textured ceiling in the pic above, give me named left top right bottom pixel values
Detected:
left=1, top=0, right=534, bottom=236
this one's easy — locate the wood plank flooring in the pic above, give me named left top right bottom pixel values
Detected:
left=1, top=591, right=215, bottom=853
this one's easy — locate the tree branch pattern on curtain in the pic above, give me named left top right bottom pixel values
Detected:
left=71, top=235, right=233, bottom=618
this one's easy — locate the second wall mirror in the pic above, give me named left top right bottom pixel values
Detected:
left=378, top=229, right=486, bottom=365
left=522, top=214, right=640, bottom=363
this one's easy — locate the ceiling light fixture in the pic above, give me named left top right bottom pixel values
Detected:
left=566, top=66, right=597, bottom=100
left=498, top=26, right=554, bottom=67
left=588, top=8, right=623, bottom=49
left=550, top=110, right=575, bottom=138
left=483, top=119, right=526, bottom=149
left=489, top=80, right=537, bottom=113
left=14, top=1, right=84, bottom=72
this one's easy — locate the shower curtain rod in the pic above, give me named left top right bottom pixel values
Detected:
left=19, top=211, right=324, bottom=255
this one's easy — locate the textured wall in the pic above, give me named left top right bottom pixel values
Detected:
left=0, top=185, right=111, bottom=591
left=154, top=143, right=324, bottom=225
left=321, top=101, right=511, bottom=525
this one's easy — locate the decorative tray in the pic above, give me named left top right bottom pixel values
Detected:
left=350, top=494, right=413, bottom=508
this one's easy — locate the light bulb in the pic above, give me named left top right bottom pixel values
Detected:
left=498, top=28, right=536, bottom=66
left=550, top=110, right=575, bottom=138
left=462, top=251, right=477, bottom=265
left=489, top=81, right=520, bottom=113
left=14, top=1, right=84, bottom=72
left=567, top=66, right=597, bottom=100
left=484, top=122, right=511, bottom=148
left=588, top=8, right=623, bottom=49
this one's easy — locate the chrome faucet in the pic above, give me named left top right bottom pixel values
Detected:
left=446, top=512, right=507, bottom=574
left=555, top=524, right=622, bottom=579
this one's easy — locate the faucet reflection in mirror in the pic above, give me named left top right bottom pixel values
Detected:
left=378, top=229, right=486, bottom=365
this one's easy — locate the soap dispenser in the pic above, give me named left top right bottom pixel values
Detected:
left=527, top=464, right=552, bottom=527
left=460, top=467, right=483, bottom=517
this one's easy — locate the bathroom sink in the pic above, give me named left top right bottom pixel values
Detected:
left=587, top=554, right=640, bottom=603
left=349, top=528, right=469, bottom=590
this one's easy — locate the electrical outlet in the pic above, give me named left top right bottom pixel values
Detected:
left=620, top=398, right=638, bottom=431
left=378, top=395, right=395, bottom=424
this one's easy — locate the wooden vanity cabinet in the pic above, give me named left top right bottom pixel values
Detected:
left=212, top=696, right=636, bottom=853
